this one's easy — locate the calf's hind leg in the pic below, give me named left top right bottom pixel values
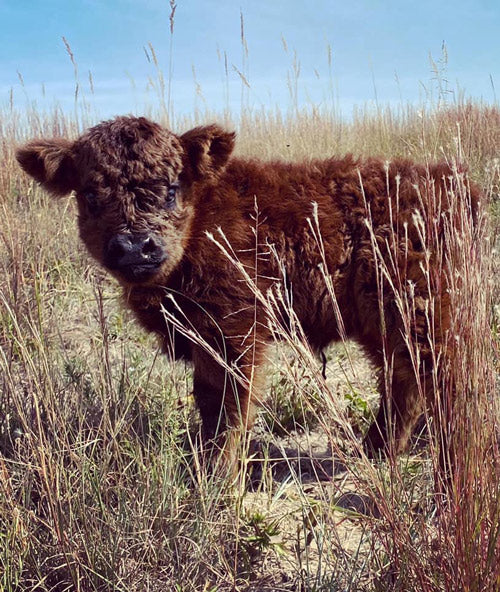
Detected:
left=362, top=349, right=427, bottom=457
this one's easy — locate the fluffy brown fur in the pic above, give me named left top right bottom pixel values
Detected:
left=17, top=116, right=481, bottom=473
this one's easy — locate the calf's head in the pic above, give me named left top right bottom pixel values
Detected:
left=17, top=116, right=235, bottom=285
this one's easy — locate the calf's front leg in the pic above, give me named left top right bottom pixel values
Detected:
left=191, top=347, right=261, bottom=477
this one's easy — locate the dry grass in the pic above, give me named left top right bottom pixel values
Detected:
left=0, top=95, right=499, bottom=591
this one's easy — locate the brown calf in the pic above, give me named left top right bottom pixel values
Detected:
left=17, top=116, right=480, bottom=473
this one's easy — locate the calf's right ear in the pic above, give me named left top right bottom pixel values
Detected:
left=16, top=138, right=76, bottom=197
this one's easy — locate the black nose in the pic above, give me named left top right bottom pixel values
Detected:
left=105, top=233, right=167, bottom=279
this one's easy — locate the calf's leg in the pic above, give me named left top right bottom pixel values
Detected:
left=363, top=353, right=426, bottom=457
left=191, top=347, right=261, bottom=477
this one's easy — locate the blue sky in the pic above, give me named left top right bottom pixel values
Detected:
left=1, top=0, right=499, bottom=121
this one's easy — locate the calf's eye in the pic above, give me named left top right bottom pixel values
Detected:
left=165, top=183, right=178, bottom=208
left=84, top=192, right=100, bottom=217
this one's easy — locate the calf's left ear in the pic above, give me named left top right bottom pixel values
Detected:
left=16, top=138, right=77, bottom=197
left=180, top=125, right=235, bottom=182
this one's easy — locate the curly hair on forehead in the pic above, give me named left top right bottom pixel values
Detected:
left=84, top=115, right=161, bottom=143
left=71, top=117, right=184, bottom=186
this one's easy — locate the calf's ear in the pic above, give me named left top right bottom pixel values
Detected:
left=180, top=125, right=235, bottom=182
left=16, top=138, right=76, bottom=197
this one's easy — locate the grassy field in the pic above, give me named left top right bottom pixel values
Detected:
left=0, top=97, right=499, bottom=591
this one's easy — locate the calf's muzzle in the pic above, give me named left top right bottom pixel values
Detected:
left=105, top=232, right=167, bottom=282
